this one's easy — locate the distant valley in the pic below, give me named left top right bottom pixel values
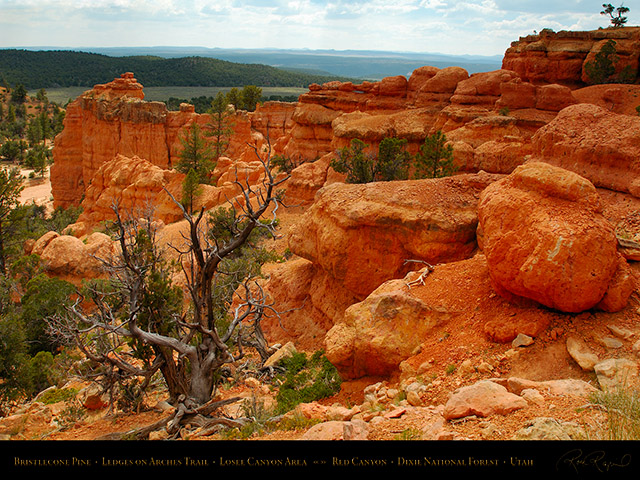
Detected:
left=7, top=46, right=503, bottom=86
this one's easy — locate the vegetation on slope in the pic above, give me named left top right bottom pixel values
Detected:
left=0, top=50, right=352, bottom=89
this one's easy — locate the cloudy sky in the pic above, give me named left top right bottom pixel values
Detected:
left=0, top=0, right=637, bottom=56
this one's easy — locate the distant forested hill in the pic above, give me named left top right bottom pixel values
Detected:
left=0, top=49, right=352, bottom=89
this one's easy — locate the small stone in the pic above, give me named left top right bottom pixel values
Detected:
left=407, top=391, right=423, bottom=407
left=599, top=336, right=624, bottom=349
left=327, top=405, right=355, bottom=421
left=263, top=341, right=297, bottom=369
left=512, top=333, right=534, bottom=347
left=436, top=431, right=455, bottom=440
left=477, top=361, right=494, bottom=374
left=515, top=417, right=585, bottom=440
left=566, top=336, right=599, bottom=371
left=417, top=360, right=433, bottom=375
left=385, top=407, right=407, bottom=419
left=503, top=349, right=520, bottom=360
left=479, top=421, right=499, bottom=438
left=608, top=325, right=635, bottom=340
left=364, top=382, right=383, bottom=396
left=459, top=359, right=475, bottom=375
left=443, top=380, right=527, bottom=420
left=521, top=388, right=545, bottom=406
left=595, top=358, right=639, bottom=391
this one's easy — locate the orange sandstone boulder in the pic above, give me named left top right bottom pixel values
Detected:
left=478, top=162, right=629, bottom=313
left=39, top=232, right=116, bottom=283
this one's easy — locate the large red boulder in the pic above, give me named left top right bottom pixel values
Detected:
left=478, top=162, right=630, bottom=313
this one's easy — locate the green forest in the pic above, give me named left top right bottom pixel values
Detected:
left=0, top=49, right=351, bottom=89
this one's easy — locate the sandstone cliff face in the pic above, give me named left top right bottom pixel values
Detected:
left=503, top=27, right=640, bottom=87
left=279, top=65, right=585, bottom=193
left=50, top=73, right=293, bottom=209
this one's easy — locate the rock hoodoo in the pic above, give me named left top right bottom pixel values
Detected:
left=50, top=73, right=293, bottom=209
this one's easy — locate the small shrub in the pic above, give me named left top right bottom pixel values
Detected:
left=56, top=398, right=87, bottom=431
left=37, top=387, right=78, bottom=405
left=584, top=39, right=635, bottom=85
left=271, top=154, right=306, bottom=174
left=445, top=364, right=457, bottom=375
left=277, top=409, right=322, bottom=431
left=116, top=379, right=146, bottom=413
left=222, top=396, right=274, bottom=439
left=499, top=107, right=510, bottom=116
left=376, top=137, right=411, bottom=181
left=635, top=105, right=640, bottom=116
left=331, top=138, right=376, bottom=184
left=275, top=351, right=342, bottom=414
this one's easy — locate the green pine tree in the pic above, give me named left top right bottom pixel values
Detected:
left=181, top=167, right=202, bottom=214
left=176, top=123, right=215, bottom=184
left=414, top=131, right=457, bottom=179
left=207, top=92, right=234, bottom=162
left=377, top=137, right=412, bottom=182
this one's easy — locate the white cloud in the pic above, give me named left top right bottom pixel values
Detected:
left=0, top=0, right=638, bottom=54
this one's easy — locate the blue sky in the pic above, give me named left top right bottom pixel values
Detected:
left=0, top=1, right=637, bottom=56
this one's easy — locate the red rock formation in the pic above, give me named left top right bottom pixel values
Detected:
left=262, top=172, right=502, bottom=351
left=51, top=74, right=292, bottom=209
left=289, top=172, right=499, bottom=299
left=478, top=162, right=631, bottom=313
left=503, top=27, right=640, bottom=87
left=324, top=253, right=556, bottom=379
left=67, top=154, right=185, bottom=235
left=531, top=104, right=640, bottom=196
left=573, top=84, right=640, bottom=116
left=62, top=153, right=288, bottom=236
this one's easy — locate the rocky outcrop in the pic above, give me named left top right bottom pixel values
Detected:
left=68, top=154, right=184, bottom=234
left=263, top=173, right=505, bottom=354
left=60, top=153, right=286, bottom=237
left=531, top=103, right=640, bottom=197
left=573, top=84, right=640, bottom=116
left=50, top=73, right=291, bottom=209
left=38, top=232, right=116, bottom=283
left=503, top=27, right=640, bottom=87
left=289, top=171, right=499, bottom=299
left=324, top=253, right=557, bottom=379
left=478, top=161, right=633, bottom=313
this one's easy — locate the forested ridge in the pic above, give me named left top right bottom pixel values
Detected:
left=0, top=49, right=350, bottom=89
